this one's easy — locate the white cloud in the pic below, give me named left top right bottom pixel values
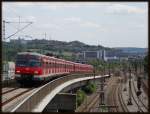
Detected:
left=4, top=2, right=36, bottom=7
left=25, top=16, right=36, bottom=22
left=36, top=23, right=62, bottom=30
left=80, top=21, right=100, bottom=28
left=4, top=16, right=36, bottom=23
left=3, top=2, right=147, bottom=13
left=107, top=3, right=147, bottom=14
left=63, top=17, right=81, bottom=22
left=2, top=2, right=114, bottom=11
left=63, top=16, right=103, bottom=30
left=63, top=16, right=105, bottom=31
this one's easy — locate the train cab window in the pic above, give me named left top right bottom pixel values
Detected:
left=16, top=60, right=41, bottom=67
left=16, top=60, right=28, bottom=67
left=29, top=60, right=41, bottom=67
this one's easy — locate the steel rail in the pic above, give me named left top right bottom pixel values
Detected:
left=132, top=80, right=148, bottom=111
left=2, top=88, right=19, bottom=95
left=2, top=89, right=33, bottom=106
left=118, top=83, right=129, bottom=112
left=12, top=74, right=109, bottom=112
left=130, top=80, right=143, bottom=112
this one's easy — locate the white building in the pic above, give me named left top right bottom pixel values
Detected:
left=2, top=62, right=15, bottom=80
left=83, top=50, right=106, bottom=60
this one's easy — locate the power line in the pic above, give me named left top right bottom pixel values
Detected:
left=3, top=20, right=33, bottom=40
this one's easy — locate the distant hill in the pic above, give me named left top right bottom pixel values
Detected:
left=3, top=39, right=109, bottom=61
left=114, top=47, right=147, bottom=54
left=23, top=39, right=109, bottom=53
left=3, top=39, right=147, bottom=62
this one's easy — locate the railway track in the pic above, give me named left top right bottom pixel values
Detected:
left=75, top=88, right=100, bottom=112
left=2, top=88, right=19, bottom=95
left=130, top=80, right=143, bottom=112
left=85, top=77, right=114, bottom=112
left=142, top=80, right=148, bottom=95
left=105, top=77, right=119, bottom=112
left=117, top=83, right=129, bottom=112
left=76, top=77, right=111, bottom=112
left=83, top=94, right=99, bottom=112
left=2, top=88, right=34, bottom=106
left=110, top=84, right=118, bottom=112
left=2, top=76, right=67, bottom=112
left=132, top=80, right=148, bottom=111
left=107, top=77, right=130, bottom=112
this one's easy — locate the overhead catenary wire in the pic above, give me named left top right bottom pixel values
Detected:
left=4, top=21, right=33, bottom=40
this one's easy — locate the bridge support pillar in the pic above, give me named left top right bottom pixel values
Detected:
left=43, top=93, right=77, bottom=112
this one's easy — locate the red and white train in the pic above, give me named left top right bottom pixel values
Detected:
left=15, top=52, right=93, bottom=83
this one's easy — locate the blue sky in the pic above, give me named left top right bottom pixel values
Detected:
left=2, top=2, right=148, bottom=48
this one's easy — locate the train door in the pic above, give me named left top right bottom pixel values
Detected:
left=60, top=61, right=62, bottom=73
left=48, top=60, right=51, bottom=74
left=64, top=61, right=67, bottom=72
left=54, top=60, right=56, bottom=73
left=50, top=59, right=52, bottom=74
left=59, top=61, right=61, bottom=73
left=62, top=62, right=64, bottom=73
left=43, top=59, right=46, bottom=75
left=56, top=61, right=58, bottom=73
left=66, top=63, right=68, bottom=73
left=46, top=61, right=48, bottom=75
left=57, top=61, right=59, bottom=73
left=52, top=60, right=55, bottom=73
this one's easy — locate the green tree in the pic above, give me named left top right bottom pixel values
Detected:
left=76, top=89, right=86, bottom=106
left=82, top=82, right=96, bottom=94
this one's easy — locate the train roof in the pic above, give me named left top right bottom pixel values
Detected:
left=18, top=52, right=45, bottom=57
left=17, top=52, right=93, bottom=67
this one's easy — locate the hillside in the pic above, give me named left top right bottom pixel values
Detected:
left=2, top=39, right=147, bottom=62
left=2, top=39, right=109, bottom=61
left=26, top=39, right=109, bottom=53
left=114, top=47, right=147, bottom=53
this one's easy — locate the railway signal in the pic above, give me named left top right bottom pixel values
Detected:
left=137, top=76, right=141, bottom=91
left=136, top=91, right=142, bottom=97
left=136, top=76, right=142, bottom=96
left=127, top=67, right=132, bottom=105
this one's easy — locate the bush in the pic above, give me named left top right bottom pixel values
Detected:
left=76, top=89, right=86, bottom=106
left=83, top=82, right=96, bottom=94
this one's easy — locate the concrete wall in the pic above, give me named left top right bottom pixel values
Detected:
left=43, top=93, right=77, bottom=112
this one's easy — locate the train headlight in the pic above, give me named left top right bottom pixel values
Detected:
left=34, top=71, right=38, bottom=74
left=16, top=70, right=20, bottom=73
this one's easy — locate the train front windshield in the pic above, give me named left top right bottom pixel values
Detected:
left=16, top=54, right=41, bottom=67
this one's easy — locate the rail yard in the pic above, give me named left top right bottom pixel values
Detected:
left=2, top=1, right=148, bottom=113
left=2, top=72, right=148, bottom=112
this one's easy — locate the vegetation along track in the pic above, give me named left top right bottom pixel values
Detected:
left=76, top=77, right=112, bottom=112
left=84, top=77, right=114, bottom=112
